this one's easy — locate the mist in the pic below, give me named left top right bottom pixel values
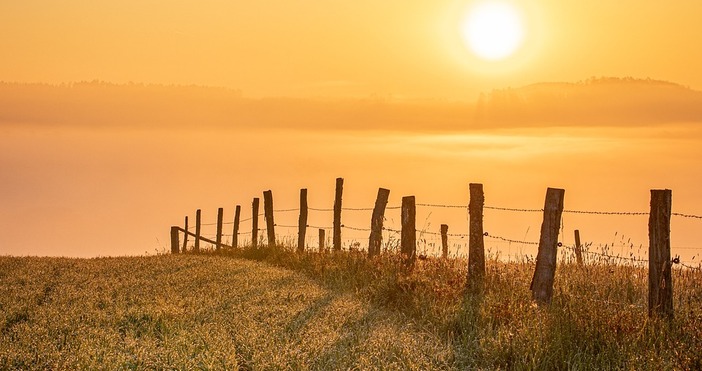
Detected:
left=2, top=81, right=702, bottom=260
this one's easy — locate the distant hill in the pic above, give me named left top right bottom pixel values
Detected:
left=1, top=77, right=701, bottom=130
left=0, top=81, right=472, bottom=131
left=476, top=77, right=702, bottom=126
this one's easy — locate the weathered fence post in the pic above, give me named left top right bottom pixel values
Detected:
left=263, top=190, right=276, bottom=247
left=441, top=224, right=449, bottom=258
left=530, top=187, right=565, bottom=306
left=232, top=205, right=241, bottom=249
left=182, top=216, right=189, bottom=253
left=468, top=183, right=485, bottom=286
left=170, top=226, right=180, bottom=254
left=298, top=189, right=308, bottom=253
left=333, top=178, right=344, bottom=251
left=574, top=230, right=583, bottom=265
left=216, top=207, right=224, bottom=250
left=195, top=209, right=201, bottom=252
left=648, top=189, right=673, bottom=320
left=368, top=188, right=390, bottom=257
left=252, top=198, right=260, bottom=248
left=401, top=196, right=416, bottom=264
left=319, top=229, right=326, bottom=252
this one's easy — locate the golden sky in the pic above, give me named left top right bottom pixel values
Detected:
left=2, top=1, right=702, bottom=258
left=2, top=1, right=702, bottom=98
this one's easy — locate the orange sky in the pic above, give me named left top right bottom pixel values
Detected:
left=2, top=1, right=702, bottom=259
left=1, top=1, right=702, bottom=99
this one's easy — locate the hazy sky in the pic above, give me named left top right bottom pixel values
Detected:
left=2, top=1, right=702, bottom=98
left=2, top=1, right=702, bottom=259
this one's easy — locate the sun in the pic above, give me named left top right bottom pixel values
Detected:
left=461, top=1, right=525, bottom=61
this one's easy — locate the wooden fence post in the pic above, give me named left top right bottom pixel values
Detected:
left=298, top=189, right=308, bottom=253
left=319, top=229, right=326, bottom=252
left=574, top=230, right=583, bottom=265
left=468, top=183, right=485, bottom=286
left=195, top=209, right=201, bottom=252
left=530, top=187, right=565, bottom=306
left=216, top=207, right=224, bottom=250
left=648, top=189, right=673, bottom=319
left=170, top=226, right=180, bottom=254
left=401, top=196, right=416, bottom=264
left=368, top=188, right=390, bottom=257
left=333, top=178, right=344, bottom=251
left=182, top=216, right=189, bottom=253
left=263, top=190, right=276, bottom=247
left=252, top=198, right=260, bottom=248
left=441, top=224, right=449, bottom=258
left=232, top=205, right=241, bottom=249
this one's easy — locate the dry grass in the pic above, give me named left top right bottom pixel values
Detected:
left=1, top=246, right=701, bottom=369
left=230, top=244, right=702, bottom=369
left=0, top=255, right=452, bottom=370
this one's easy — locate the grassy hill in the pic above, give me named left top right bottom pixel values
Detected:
left=0, top=255, right=451, bottom=369
left=1, top=250, right=701, bottom=369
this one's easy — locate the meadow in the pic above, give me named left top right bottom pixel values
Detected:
left=1, top=244, right=701, bottom=370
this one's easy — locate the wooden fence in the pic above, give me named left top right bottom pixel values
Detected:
left=170, top=178, right=689, bottom=320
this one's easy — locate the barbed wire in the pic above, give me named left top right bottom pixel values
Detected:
left=484, top=232, right=539, bottom=245
left=308, top=206, right=375, bottom=212
left=671, top=246, right=702, bottom=250
left=180, top=199, right=702, bottom=268
left=563, top=209, right=647, bottom=216
left=274, top=208, right=300, bottom=213
left=309, top=207, right=334, bottom=212
left=414, top=229, right=468, bottom=238
left=672, top=212, right=702, bottom=219
left=486, top=206, right=542, bottom=212
left=417, top=203, right=466, bottom=209
left=342, top=225, right=371, bottom=232
left=342, top=207, right=375, bottom=211
left=408, top=202, right=702, bottom=218
left=307, top=224, right=332, bottom=230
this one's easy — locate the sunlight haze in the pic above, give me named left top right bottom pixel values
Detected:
left=1, top=1, right=702, bottom=260
left=1, top=1, right=702, bottom=98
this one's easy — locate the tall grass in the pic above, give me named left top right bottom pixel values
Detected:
left=1, top=244, right=700, bottom=369
left=226, top=242, right=702, bottom=369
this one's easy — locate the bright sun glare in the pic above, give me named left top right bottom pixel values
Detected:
left=462, top=1, right=525, bottom=61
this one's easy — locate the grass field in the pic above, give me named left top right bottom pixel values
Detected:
left=1, top=247, right=701, bottom=370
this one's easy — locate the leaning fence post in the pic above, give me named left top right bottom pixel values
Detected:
left=298, top=189, right=308, bottom=253
left=368, top=188, right=390, bottom=257
left=333, top=178, right=344, bottom=251
left=319, top=229, right=326, bottom=253
left=263, top=190, right=276, bottom=247
left=195, top=209, right=201, bottom=252
left=401, top=196, right=416, bottom=264
left=468, top=183, right=485, bottom=286
left=170, top=226, right=180, bottom=254
left=232, top=205, right=241, bottom=249
left=574, top=230, right=583, bottom=265
left=441, top=224, right=449, bottom=258
left=648, top=189, right=673, bottom=320
left=530, top=187, right=565, bottom=306
left=182, top=216, right=189, bottom=253
left=252, top=198, right=260, bottom=248
left=216, top=207, right=224, bottom=250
